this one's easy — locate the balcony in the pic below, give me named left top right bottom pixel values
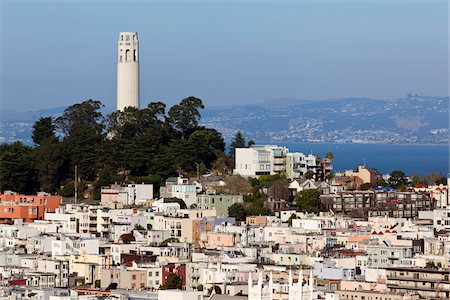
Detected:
left=273, top=165, right=286, bottom=172
left=273, top=158, right=285, bottom=164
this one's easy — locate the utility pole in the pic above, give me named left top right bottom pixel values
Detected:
left=74, top=165, right=78, bottom=203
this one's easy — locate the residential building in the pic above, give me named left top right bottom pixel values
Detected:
left=0, top=194, right=61, bottom=222
left=344, top=166, right=382, bottom=184
left=233, top=145, right=288, bottom=177
left=386, top=266, right=450, bottom=299
left=160, top=177, right=197, bottom=207
left=196, top=190, right=243, bottom=217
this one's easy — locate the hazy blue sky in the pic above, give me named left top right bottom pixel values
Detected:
left=1, top=0, right=448, bottom=111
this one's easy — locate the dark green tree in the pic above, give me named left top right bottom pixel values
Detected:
left=35, top=141, right=65, bottom=193
left=167, top=96, right=204, bottom=139
left=246, top=205, right=273, bottom=216
left=55, top=100, right=105, bottom=181
left=229, top=131, right=246, bottom=158
left=388, top=170, right=408, bottom=189
left=228, top=203, right=246, bottom=221
left=32, top=117, right=57, bottom=145
left=161, top=273, right=183, bottom=290
left=325, top=151, right=334, bottom=160
left=287, top=213, right=299, bottom=226
left=247, top=139, right=255, bottom=147
left=55, top=99, right=105, bottom=137
left=164, top=197, right=187, bottom=209
left=0, top=142, right=36, bottom=194
left=295, top=189, right=320, bottom=213
left=32, top=117, right=64, bottom=193
left=208, top=285, right=222, bottom=295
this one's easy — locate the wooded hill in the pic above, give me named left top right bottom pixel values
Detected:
left=0, top=97, right=229, bottom=199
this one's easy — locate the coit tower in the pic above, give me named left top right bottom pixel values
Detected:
left=117, top=32, right=140, bottom=111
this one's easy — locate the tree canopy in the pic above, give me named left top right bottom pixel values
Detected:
left=295, top=189, right=320, bottom=213
left=229, top=130, right=246, bottom=158
left=388, top=170, right=408, bottom=189
left=161, top=273, right=183, bottom=290
left=0, top=97, right=227, bottom=198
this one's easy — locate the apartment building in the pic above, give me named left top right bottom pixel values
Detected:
left=160, top=177, right=197, bottom=207
left=153, top=209, right=216, bottom=243
left=344, top=166, right=383, bottom=184
left=414, top=178, right=450, bottom=209
left=196, top=189, right=243, bottom=217
left=100, top=267, right=147, bottom=290
left=286, top=152, right=326, bottom=180
left=233, top=145, right=289, bottom=177
left=101, top=183, right=154, bottom=207
left=0, top=193, right=61, bottom=222
left=321, top=191, right=432, bottom=218
left=386, top=266, right=450, bottom=299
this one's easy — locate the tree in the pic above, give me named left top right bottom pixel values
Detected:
left=164, top=197, right=187, bottom=209
left=229, top=131, right=246, bottom=158
left=55, top=99, right=105, bottom=137
left=208, top=285, right=222, bottom=295
left=295, top=189, right=320, bottom=213
left=246, top=205, right=273, bottom=216
left=228, top=203, right=246, bottom=221
left=32, top=117, right=57, bottom=145
left=270, top=177, right=290, bottom=200
left=55, top=100, right=105, bottom=181
left=304, top=170, right=314, bottom=180
left=287, top=213, right=299, bottom=226
left=167, top=96, right=204, bottom=138
left=388, top=170, right=407, bottom=189
left=35, top=141, right=65, bottom=193
left=326, top=172, right=335, bottom=182
left=119, top=232, right=136, bottom=244
left=411, top=174, right=425, bottom=186
left=163, top=237, right=180, bottom=243
left=0, top=142, right=36, bottom=194
left=247, top=139, right=255, bottom=147
left=161, top=273, right=183, bottom=290
left=325, top=151, right=334, bottom=160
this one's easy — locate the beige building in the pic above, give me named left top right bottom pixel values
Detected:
left=335, top=290, right=419, bottom=300
left=344, top=165, right=382, bottom=184
left=199, top=232, right=235, bottom=249
left=100, top=267, right=147, bottom=290
left=386, top=266, right=450, bottom=299
left=153, top=210, right=216, bottom=243
left=246, top=216, right=268, bottom=227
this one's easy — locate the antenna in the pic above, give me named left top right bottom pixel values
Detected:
left=363, top=158, right=366, bottom=167
left=74, top=165, right=78, bottom=203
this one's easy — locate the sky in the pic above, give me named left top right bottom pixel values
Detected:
left=0, top=0, right=448, bottom=111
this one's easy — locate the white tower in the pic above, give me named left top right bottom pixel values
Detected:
left=117, top=32, right=140, bottom=111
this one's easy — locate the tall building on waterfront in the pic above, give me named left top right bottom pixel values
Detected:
left=117, top=32, right=140, bottom=111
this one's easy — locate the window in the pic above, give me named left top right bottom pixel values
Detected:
left=132, top=275, right=136, bottom=280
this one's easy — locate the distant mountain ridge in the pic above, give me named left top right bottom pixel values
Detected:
left=201, top=94, right=449, bottom=145
left=1, top=94, right=448, bottom=145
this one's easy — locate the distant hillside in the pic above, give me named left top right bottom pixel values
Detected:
left=1, top=94, right=448, bottom=145
left=201, top=94, right=449, bottom=145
